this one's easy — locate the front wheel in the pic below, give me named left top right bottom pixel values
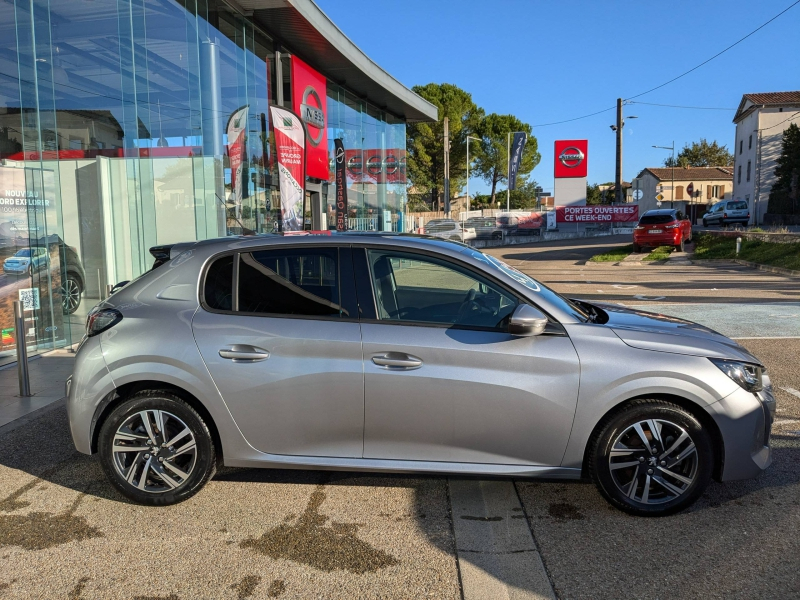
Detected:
left=98, top=391, right=217, bottom=505
left=61, top=275, right=82, bottom=314
left=588, top=400, right=714, bottom=516
left=676, top=238, right=685, bottom=252
left=702, top=219, right=708, bottom=228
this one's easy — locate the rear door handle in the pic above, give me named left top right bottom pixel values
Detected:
left=372, top=352, right=423, bottom=370
left=219, top=345, right=270, bottom=362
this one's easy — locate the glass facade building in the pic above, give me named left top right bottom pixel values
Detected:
left=0, top=0, right=435, bottom=364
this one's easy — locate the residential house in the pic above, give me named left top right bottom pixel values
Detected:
left=632, top=166, right=733, bottom=222
left=732, top=91, right=800, bottom=224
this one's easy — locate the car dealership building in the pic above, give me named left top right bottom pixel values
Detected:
left=0, top=0, right=436, bottom=363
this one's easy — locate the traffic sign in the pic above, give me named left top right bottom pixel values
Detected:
left=687, top=182, right=694, bottom=196
left=656, top=193, right=665, bottom=201
left=633, top=189, right=643, bottom=201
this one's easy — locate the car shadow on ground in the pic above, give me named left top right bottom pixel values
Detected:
left=1, top=404, right=799, bottom=599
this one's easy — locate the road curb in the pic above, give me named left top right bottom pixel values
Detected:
left=448, top=479, right=557, bottom=600
left=693, top=259, right=800, bottom=278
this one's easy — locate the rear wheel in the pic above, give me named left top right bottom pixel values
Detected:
left=61, top=274, right=82, bottom=314
left=588, top=400, right=713, bottom=516
left=98, top=391, right=216, bottom=505
left=632, top=243, right=641, bottom=253
left=676, top=237, right=685, bottom=252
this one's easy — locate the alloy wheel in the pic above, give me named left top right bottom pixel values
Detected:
left=61, top=277, right=81, bottom=313
left=111, top=409, right=197, bottom=493
left=608, top=418, right=698, bottom=505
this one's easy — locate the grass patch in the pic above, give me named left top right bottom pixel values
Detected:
left=642, top=246, right=675, bottom=261
left=589, top=244, right=633, bottom=262
left=693, top=233, right=800, bottom=271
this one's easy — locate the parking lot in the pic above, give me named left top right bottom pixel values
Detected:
left=1, top=235, right=798, bottom=599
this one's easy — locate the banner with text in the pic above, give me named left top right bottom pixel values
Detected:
left=226, top=105, right=249, bottom=214
left=291, top=56, right=328, bottom=180
left=269, top=105, right=305, bottom=231
left=556, top=205, right=639, bottom=223
left=334, top=139, right=347, bottom=231
left=508, top=132, right=527, bottom=191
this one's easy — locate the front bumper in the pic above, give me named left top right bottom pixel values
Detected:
left=711, top=384, right=774, bottom=481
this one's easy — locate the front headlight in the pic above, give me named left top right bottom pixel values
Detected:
left=709, top=358, right=763, bottom=393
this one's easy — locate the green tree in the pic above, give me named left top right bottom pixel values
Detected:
left=664, top=138, right=733, bottom=167
left=471, top=114, right=541, bottom=205
left=406, top=83, right=484, bottom=210
left=767, top=123, right=800, bottom=215
left=587, top=183, right=602, bottom=205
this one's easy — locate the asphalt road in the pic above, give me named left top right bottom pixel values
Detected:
left=0, top=235, right=798, bottom=599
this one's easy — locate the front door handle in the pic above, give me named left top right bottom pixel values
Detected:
left=372, top=352, right=423, bottom=370
left=219, top=345, right=270, bottom=362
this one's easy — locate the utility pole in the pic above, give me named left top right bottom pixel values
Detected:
left=615, top=98, right=623, bottom=205
left=443, top=116, right=450, bottom=217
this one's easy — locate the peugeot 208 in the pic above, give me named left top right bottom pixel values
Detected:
left=67, top=234, right=774, bottom=516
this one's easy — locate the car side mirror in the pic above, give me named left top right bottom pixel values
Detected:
left=508, top=304, right=548, bottom=337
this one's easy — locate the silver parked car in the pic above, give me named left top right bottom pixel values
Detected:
left=67, top=234, right=774, bottom=516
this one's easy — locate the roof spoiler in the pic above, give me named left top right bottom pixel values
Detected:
left=149, top=244, right=175, bottom=270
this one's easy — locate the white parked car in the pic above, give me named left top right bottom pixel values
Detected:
left=421, top=219, right=476, bottom=241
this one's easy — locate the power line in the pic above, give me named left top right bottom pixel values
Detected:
left=627, top=101, right=735, bottom=111
left=533, top=106, right=615, bottom=128
left=531, top=0, right=799, bottom=128
left=760, top=110, right=800, bottom=131
left=625, top=0, right=800, bottom=101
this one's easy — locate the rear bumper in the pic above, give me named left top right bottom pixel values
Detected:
left=633, top=232, right=682, bottom=246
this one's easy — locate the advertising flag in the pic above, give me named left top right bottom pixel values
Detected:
left=334, top=139, right=348, bottom=231
left=226, top=106, right=249, bottom=215
left=291, top=56, right=329, bottom=180
left=269, top=105, right=305, bottom=231
left=508, top=132, right=527, bottom=191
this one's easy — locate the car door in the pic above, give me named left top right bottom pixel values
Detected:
left=356, top=246, right=581, bottom=467
left=709, top=203, right=721, bottom=224
left=192, top=245, right=365, bottom=458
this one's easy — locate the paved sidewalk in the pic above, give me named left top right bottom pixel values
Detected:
left=0, top=347, right=75, bottom=428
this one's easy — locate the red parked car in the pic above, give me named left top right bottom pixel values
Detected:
left=633, top=208, right=692, bottom=253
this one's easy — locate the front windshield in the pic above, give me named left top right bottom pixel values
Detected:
left=460, top=247, right=590, bottom=322
left=14, top=249, right=32, bottom=257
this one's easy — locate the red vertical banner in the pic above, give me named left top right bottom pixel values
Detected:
left=291, top=56, right=328, bottom=180
left=226, top=106, right=249, bottom=217
left=269, top=106, right=305, bottom=231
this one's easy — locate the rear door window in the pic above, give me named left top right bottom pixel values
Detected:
left=639, top=214, right=675, bottom=225
left=238, top=247, right=350, bottom=317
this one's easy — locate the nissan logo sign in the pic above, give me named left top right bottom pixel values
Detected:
left=558, top=147, right=585, bottom=168
left=300, top=86, right=325, bottom=146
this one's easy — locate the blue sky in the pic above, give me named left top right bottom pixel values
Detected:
left=315, top=0, right=800, bottom=195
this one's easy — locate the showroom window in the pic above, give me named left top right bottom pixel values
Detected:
left=366, top=250, right=517, bottom=330
left=238, top=247, right=347, bottom=317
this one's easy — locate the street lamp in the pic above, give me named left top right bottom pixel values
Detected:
left=652, top=142, right=675, bottom=207
left=466, top=135, right=481, bottom=215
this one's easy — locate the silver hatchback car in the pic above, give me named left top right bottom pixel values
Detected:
left=67, top=234, right=774, bottom=516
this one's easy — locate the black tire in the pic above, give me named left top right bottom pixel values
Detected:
left=27, top=264, right=33, bottom=276
left=492, top=231, right=503, bottom=240
left=587, top=400, right=713, bottom=517
left=676, top=238, right=685, bottom=252
left=98, top=391, right=216, bottom=505
left=702, top=219, right=708, bottom=228
left=632, top=243, right=641, bottom=253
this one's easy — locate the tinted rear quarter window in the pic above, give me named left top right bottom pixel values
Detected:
left=729, top=201, right=747, bottom=210
left=204, top=255, right=233, bottom=311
